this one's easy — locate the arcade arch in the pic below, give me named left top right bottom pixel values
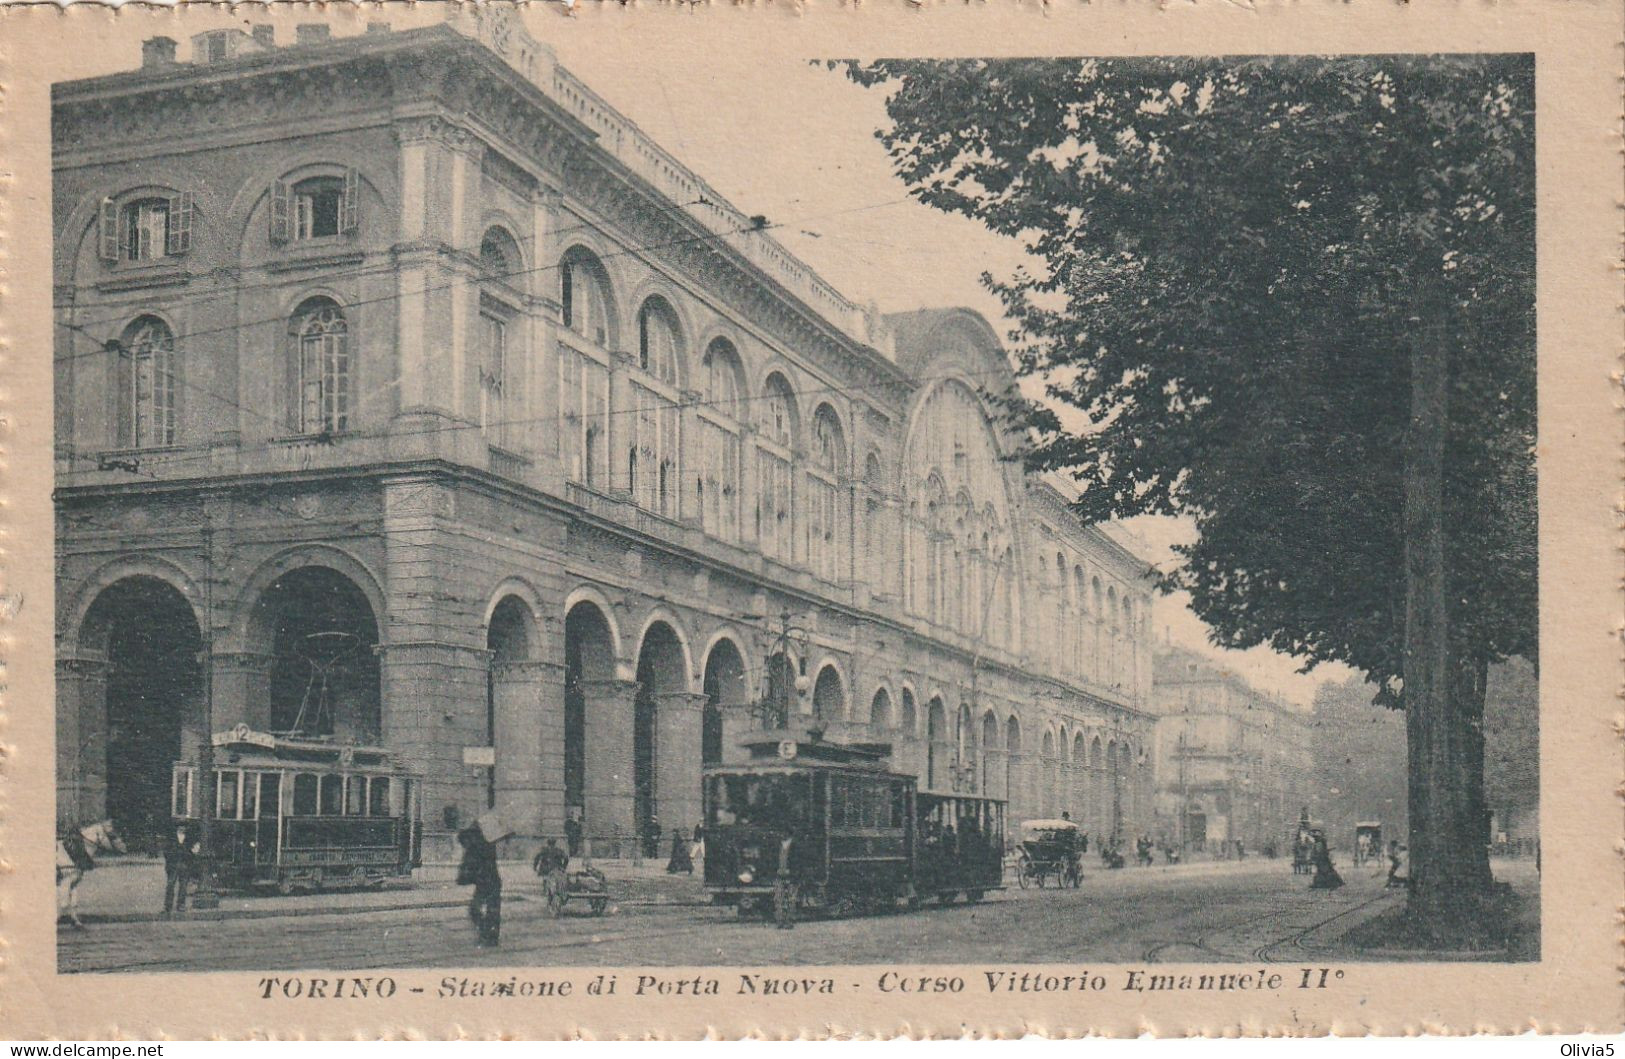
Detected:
left=70, top=576, right=202, bottom=843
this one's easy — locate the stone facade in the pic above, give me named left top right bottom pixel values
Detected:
left=54, top=12, right=1157, bottom=859
left=1150, top=646, right=1313, bottom=855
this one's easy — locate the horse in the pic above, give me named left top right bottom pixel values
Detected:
left=57, top=819, right=124, bottom=929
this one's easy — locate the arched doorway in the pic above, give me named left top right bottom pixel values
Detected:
left=1072, top=731, right=1087, bottom=823
left=76, top=577, right=202, bottom=845
left=812, top=665, right=844, bottom=723
left=564, top=601, right=616, bottom=848
left=1107, top=740, right=1122, bottom=842
left=895, top=688, right=919, bottom=779
left=634, top=621, right=685, bottom=856
left=702, top=638, right=747, bottom=766
left=257, top=567, right=380, bottom=740
left=1040, top=730, right=1056, bottom=817
left=486, top=596, right=535, bottom=813
left=1005, top=716, right=1022, bottom=818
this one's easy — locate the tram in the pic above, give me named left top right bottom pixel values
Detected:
left=702, top=733, right=1005, bottom=920
left=171, top=725, right=422, bottom=894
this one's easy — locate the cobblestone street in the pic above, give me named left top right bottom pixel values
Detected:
left=57, top=858, right=1539, bottom=973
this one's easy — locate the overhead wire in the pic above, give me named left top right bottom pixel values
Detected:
left=54, top=193, right=918, bottom=359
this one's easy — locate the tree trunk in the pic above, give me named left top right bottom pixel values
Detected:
left=1403, top=305, right=1492, bottom=935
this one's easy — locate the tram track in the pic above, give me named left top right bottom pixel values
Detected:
left=1140, top=887, right=1399, bottom=964
left=1251, top=891, right=1395, bottom=963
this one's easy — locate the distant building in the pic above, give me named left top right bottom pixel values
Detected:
left=54, top=11, right=1158, bottom=858
left=1151, top=646, right=1312, bottom=854
left=1307, top=677, right=1408, bottom=852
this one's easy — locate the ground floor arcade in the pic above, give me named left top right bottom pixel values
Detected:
left=56, top=470, right=1154, bottom=860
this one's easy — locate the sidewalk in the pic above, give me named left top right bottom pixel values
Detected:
left=66, top=852, right=1281, bottom=925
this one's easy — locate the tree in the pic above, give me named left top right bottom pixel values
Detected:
left=844, top=55, right=1535, bottom=934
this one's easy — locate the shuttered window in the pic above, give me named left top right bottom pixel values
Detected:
left=271, top=170, right=360, bottom=243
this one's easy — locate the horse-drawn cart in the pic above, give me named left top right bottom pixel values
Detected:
left=1013, top=819, right=1083, bottom=889
left=533, top=860, right=610, bottom=917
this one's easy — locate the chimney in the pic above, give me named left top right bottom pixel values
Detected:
left=141, top=36, right=178, bottom=68
left=294, top=24, right=331, bottom=45
left=366, top=21, right=392, bottom=34
left=251, top=25, right=275, bottom=47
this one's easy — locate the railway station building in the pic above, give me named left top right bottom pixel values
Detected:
left=53, top=11, right=1158, bottom=860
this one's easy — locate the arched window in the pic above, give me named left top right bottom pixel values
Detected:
left=756, top=373, right=798, bottom=562
left=870, top=688, right=893, bottom=731
left=696, top=339, right=743, bottom=542
left=807, top=405, right=846, bottom=583
left=291, top=298, right=349, bottom=435
left=864, top=452, right=894, bottom=597
left=558, top=250, right=613, bottom=489
left=636, top=298, right=680, bottom=386
left=761, top=372, right=798, bottom=447
left=118, top=315, right=176, bottom=448
left=629, top=297, right=681, bottom=517
left=559, top=247, right=614, bottom=348
left=480, top=230, right=513, bottom=275
left=478, top=228, right=521, bottom=451
left=702, top=339, right=741, bottom=420
left=811, top=405, right=844, bottom=474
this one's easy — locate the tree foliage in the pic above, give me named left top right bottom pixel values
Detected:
left=843, top=55, right=1535, bottom=701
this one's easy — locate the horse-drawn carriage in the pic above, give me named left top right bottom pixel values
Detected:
left=1013, top=819, right=1083, bottom=889
left=1353, top=821, right=1383, bottom=866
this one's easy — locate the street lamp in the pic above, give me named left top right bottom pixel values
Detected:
left=743, top=611, right=812, bottom=730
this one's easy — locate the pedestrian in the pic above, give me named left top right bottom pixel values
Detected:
left=666, top=827, right=693, bottom=874
left=690, top=823, right=704, bottom=866
left=456, top=825, right=502, bottom=947
left=163, top=821, right=199, bottom=916
left=1385, top=839, right=1405, bottom=889
left=564, top=814, right=583, bottom=858
left=1309, top=832, right=1344, bottom=891
left=532, top=836, right=568, bottom=877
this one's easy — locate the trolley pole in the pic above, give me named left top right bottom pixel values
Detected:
left=191, top=511, right=220, bottom=910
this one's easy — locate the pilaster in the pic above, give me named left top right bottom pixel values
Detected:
left=491, top=658, right=566, bottom=843
left=57, top=655, right=111, bottom=826
left=209, top=650, right=273, bottom=734
left=653, top=691, right=707, bottom=836
left=580, top=677, right=638, bottom=854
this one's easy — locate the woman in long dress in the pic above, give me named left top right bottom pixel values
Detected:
left=1309, top=833, right=1344, bottom=890
left=666, top=828, right=694, bottom=874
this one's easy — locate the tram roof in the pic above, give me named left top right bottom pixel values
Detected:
left=197, top=726, right=408, bottom=771
left=737, top=732, right=895, bottom=767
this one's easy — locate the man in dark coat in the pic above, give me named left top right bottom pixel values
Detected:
left=456, top=826, right=502, bottom=946
left=163, top=822, right=199, bottom=915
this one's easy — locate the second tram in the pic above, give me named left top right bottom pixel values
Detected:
left=702, top=734, right=1004, bottom=919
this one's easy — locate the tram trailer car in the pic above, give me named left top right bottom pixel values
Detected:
left=172, top=726, right=422, bottom=894
left=702, top=734, right=1005, bottom=919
